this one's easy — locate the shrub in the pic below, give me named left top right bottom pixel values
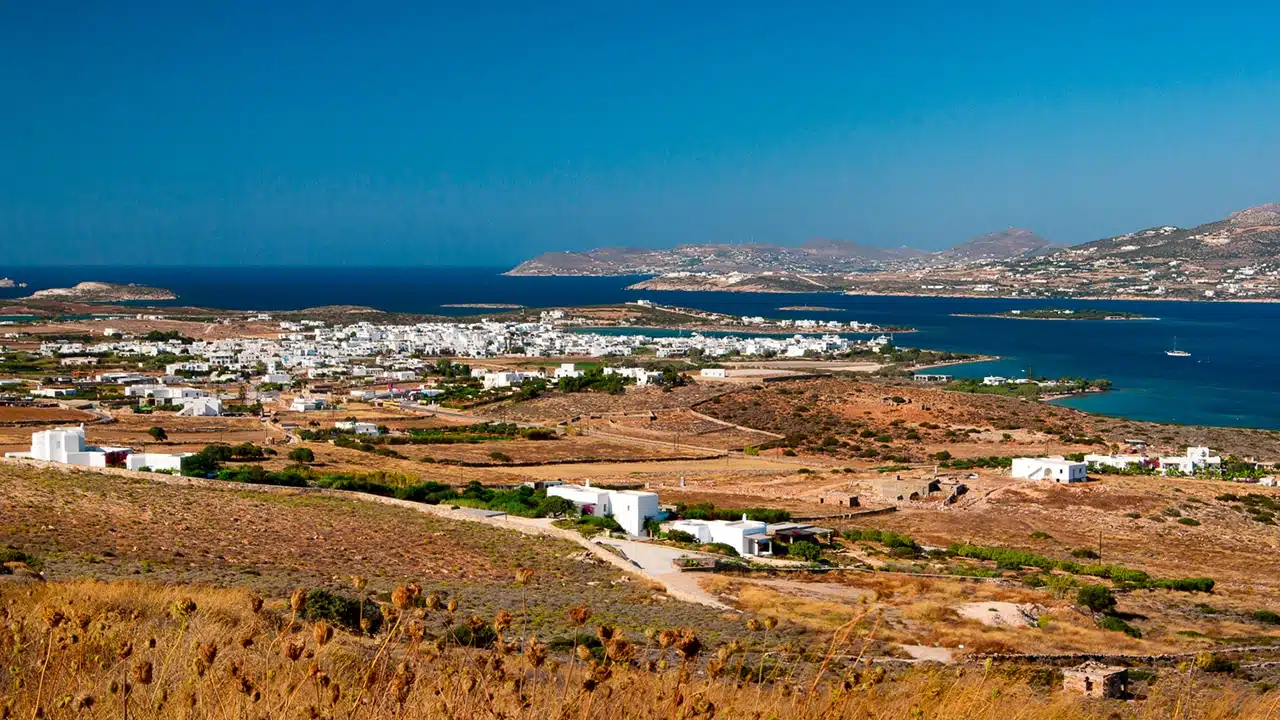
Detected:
left=488, top=451, right=512, bottom=463
left=147, top=426, right=167, bottom=441
left=665, top=529, right=697, bottom=543
left=786, top=540, right=823, bottom=562
left=1030, top=531, right=1053, bottom=540
left=1071, top=548, right=1100, bottom=559
left=1097, top=614, right=1141, bottom=638
left=1251, top=610, right=1280, bottom=625
left=0, top=549, right=41, bottom=570
left=932, top=450, right=952, bottom=461
left=1177, top=517, right=1201, bottom=526
left=302, top=589, right=382, bottom=635
left=703, top=542, right=740, bottom=557
left=1076, top=585, right=1117, bottom=614
left=534, top=496, right=578, bottom=518
left=1194, top=653, right=1238, bottom=673
left=288, top=447, right=315, bottom=463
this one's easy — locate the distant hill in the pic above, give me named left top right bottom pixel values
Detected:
left=1060, top=203, right=1280, bottom=263
left=506, top=240, right=930, bottom=276
left=935, top=228, right=1059, bottom=262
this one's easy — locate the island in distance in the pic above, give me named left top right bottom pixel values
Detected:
left=507, top=203, right=1280, bottom=302
left=25, top=281, right=177, bottom=302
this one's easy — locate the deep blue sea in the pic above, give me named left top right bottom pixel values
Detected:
left=3, top=266, right=1277, bottom=430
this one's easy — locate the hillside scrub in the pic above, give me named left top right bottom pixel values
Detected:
left=0, top=579, right=1274, bottom=720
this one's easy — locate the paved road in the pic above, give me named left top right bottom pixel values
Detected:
left=595, top=537, right=732, bottom=610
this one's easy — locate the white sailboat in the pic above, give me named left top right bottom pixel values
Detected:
left=1165, top=337, right=1190, bottom=357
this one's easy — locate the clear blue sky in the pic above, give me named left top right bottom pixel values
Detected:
left=3, top=1, right=1279, bottom=267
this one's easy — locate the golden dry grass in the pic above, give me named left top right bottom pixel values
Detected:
left=1, top=579, right=1276, bottom=719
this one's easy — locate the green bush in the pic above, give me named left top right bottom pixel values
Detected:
left=288, top=447, right=315, bottom=463
left=1076, top=584, right=1117, bottom=614
left=0, top=549, right=41, bottom=570
left=786, top=540, right=823, bottom=562
left=1177, top=517, right=1201, bottom=526
left=665, top=529, right=697, bottom=543
left=1252, top=610, right=1280, bottom=625
left=1097, top=614, right=1141, bottom=638
left=302, top=589, right=381, bottom=635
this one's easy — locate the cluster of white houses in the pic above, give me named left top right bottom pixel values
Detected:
left=4, top=425, right=190, bottom=472
left=542, top=481, right=832, bottom=556
left=1009, top=446, right=1223, bottom=483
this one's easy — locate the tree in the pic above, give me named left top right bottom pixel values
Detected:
left=288, top=447, right=316, bottom=463
left=534, top=496, right=578, bottom=518
left=148, top=426, right=168, bottom=442
left=1076, top=584, right=1117, bottom=614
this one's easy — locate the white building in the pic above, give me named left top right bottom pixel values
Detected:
left=699, top=368, right=727, bottom=379
left=546, top=482, right=660, bottom=537
left=604, top=367, right=664, bottom=386
left=125, top=452, right=191, bottom=473
left=668, top=515, right=772, bottom=556
left=290, top=396, right=325, bottom=412
left=177, top=396, right=222, bottom=417
left=1159, top=446, right=1222, bottom=475
left=553, top=363, right=583, bottom=379
left=1083, top=453, right=1149, bottom=470
left=982, top=376, right=1008, bottom=386
left=335, top=421, right=379, bottom=435
left=1011, top=457, right=1088, bottom=483
left=4, top=425, right=129, bottom=468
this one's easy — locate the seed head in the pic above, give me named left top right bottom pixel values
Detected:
left=117, top=641, right=133, bottom=661
left=170, top=597, right=196, bottom=620
left=466, top=615, right=486, bottom=633
left=359, top=617, right=373, bottom=634
left=763, top=616, right=778, bottom=631
left=41, top=608, right=65, bottom=629
left=392, top=585, right=413, bottom=610
left=657, top=629, right=677, bottom=649
left=576, top=645, right=593, bottom=662
left=446, top=598, right=458, bottom=614
left=568, top=604, right=591, bottom=627
left=425, top=593, right=444, bottom=611
left=675, top=629, right=702, bottom=661
left=132, top=661, right=153, bottom=685
left=746, top=618, right=762, bottom=632
left=596, top=625, right=615, bottom=643
left=312, top=621, right=333, bottom=647
left=494, top=610, right=513, bottom=632
left=351, top=575, right=368, bottom=591
left=248, top=594, right=264, bottom=614
left=524, top=637, right=547, bottom=668
left=515, top=568, right=535, bottom=586
left=283, top=641, right=304, bottom=662
left=198, top=642, right=218, bottom=667
left=290, top=589, right=308, bottom=613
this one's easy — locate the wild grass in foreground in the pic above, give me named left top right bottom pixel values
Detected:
left=0, top=578, right=1276, bottom=719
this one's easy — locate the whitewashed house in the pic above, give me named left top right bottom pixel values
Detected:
left=546, top=482, right=660, bottom=537
left=125, top=452, right=191, bottom=472
left=335, top=421, right=379, bottom=436
left=4, top=425, right=130, bottom=468
left=290, top=396, right=325, bottom=412
left=553, top=363, right=583, bottom=379
left=699, top=368, right=727, bottom=379
left=1159, top=446, right=1222, bottom=475
left=1011, top=457, right=1088, bottom=483
left=668, top=515, right=772, bottom=556
left=176, top=396, right=222, bottom=417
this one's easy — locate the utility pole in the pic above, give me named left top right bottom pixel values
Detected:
left=1097, top=529, right=1103, bottom=561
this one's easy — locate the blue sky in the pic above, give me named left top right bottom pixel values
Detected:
left=3, top=1, right=1279, bottom=267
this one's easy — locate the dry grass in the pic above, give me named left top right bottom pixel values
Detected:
left=1, top=579, right=1276, bottom=719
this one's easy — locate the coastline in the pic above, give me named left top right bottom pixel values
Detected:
left=907, top=355, right=1000, bottom=372
left=950, top=313, right=1161, bottom=321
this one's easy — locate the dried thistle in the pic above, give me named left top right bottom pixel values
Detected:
left=312, top=621, right=333, bottom=647
left=514, top=567, right=535, bottom=586
left=170, top=597, right=196, bottom=620
left=524, top=637, right=547, bottom=668
left=283, top=641, right=304, bottom=662
left=746, top=618, right=762, bottom=632
left=117, top=641, right=133, bottom=661
left=248, top=594, right=264, bottom=614
left=391, top=585, right=412, bottom=610
left=132, top=661, right=153, bottom=685
left=675, top=629, right=702, bottom=661
left=290, top=588, right=308, bottom=613
left=763, top=616, right=778, bottom=631
left=351, top=575, right=367, bottom=591
left=494, top=610, right=513, bottom=633
left=41, top=608, right=65, bottom=629
left=198, top=642, right=218, bottom=667
left=657, top=629, right=677, bottom=649
left=569, top=604, right=591, bottom=627
left=446, top=598, right=458, bottom=615
left=425, top=593, right=444, bottom=612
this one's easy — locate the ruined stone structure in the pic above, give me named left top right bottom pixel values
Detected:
left=1063, top=662, right=1127, bottom=698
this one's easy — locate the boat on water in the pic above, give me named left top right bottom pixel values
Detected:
left=1165, top=337, right=1190, bottom=357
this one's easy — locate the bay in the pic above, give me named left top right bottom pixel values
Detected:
left=2, top=266, right=1276, bottom=429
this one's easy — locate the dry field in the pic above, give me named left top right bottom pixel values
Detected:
left=0, top=404, right=97, bottom=425
left=478, top=384, right=732, bottom=424
left=2, top=581, right=1274, bottom=720
left=414, top=434, right=705, bottom=465
left=13, top=315, right=281, bottom=340
left=0, top=464, right=748, bottom=640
